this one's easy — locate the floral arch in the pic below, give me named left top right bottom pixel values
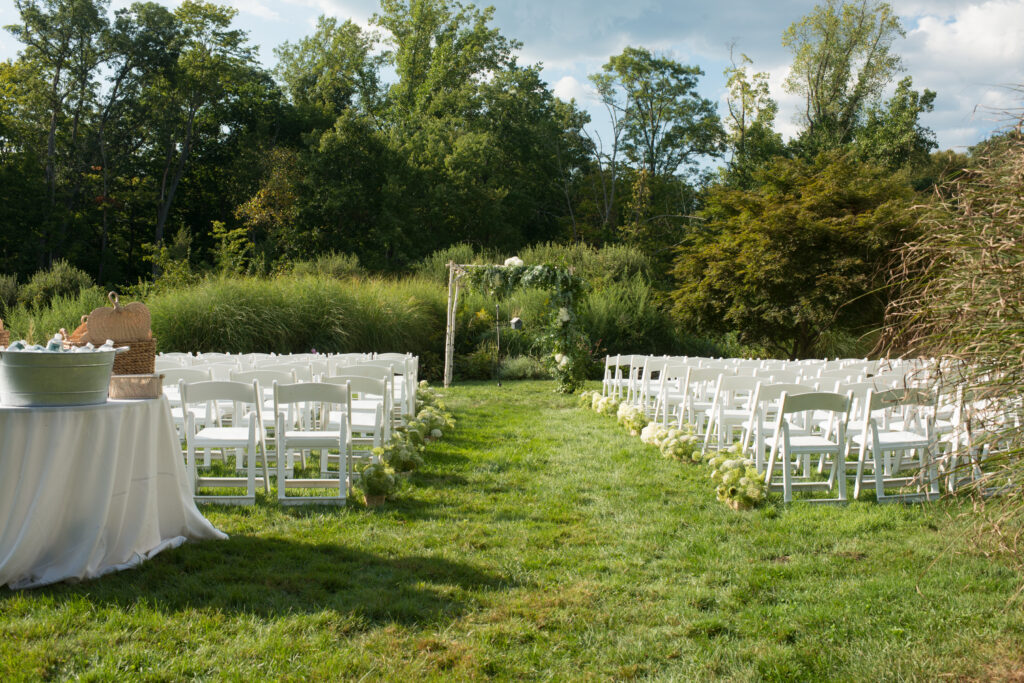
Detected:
left=443, top=259, right=589, bottom=393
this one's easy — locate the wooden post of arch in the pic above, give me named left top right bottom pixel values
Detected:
left=443, top=261, right=463, bottom=387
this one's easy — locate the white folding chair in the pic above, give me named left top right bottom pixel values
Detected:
left=323, top=375, right=389, bottom=457
left=161, top=367, right=213, bottom=438
left=273, top=381, right=350, bottom=505
left=180, top=379, right=270, bottom=505
left=765, top=391, right=852, bottom=504
left=851, top=388, right=939, bottom=502
left=740, top=382, right=813, bottom=473
left=701, top=375, right=762, bottom=454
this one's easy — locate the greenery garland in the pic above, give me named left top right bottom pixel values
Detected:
left=462, top=263, right=589, bottom=393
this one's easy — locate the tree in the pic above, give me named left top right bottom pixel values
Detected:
left=373, top=0, right=518, bottom=117
left=783, top=0, right=905, bottom=153
left=721, top=51, right=785, bottom=188
left=672, top=151, right=915, bottom=358
left=273, top=16, right=382, bottom=125
left=591, top=46, right=723, bottom=178
left=856, top=76, right=937, bottom=171
left=145, top=0, right=259, bottom=255
left=6, top=0, right=108, bottom=261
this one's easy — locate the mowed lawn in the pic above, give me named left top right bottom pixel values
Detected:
left=2, top=381, right=1022, bottom=680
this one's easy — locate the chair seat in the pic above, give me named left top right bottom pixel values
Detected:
left=280, top=430, right=343, bottom=446
left=781, top=435, right=842, bottom=453
left=851, top=431, right=931, bottom=450
left=193, top=427, right=252, bottom=446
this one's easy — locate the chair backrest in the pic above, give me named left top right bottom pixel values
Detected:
left=866, top=387, right=934, bottom=412
left=180, top=379, right=260, bottom=406
left=779, top=391, right=851, bottom=416
left=161, top=367, right=213, bottom=385
left=328, top=376, right=387, bottom=401
left=750, top=382, right=813, bottom=405
left=155, top=356, right=187, bottom=370
left=229, top=368, right=295, bottom=387
left=327, top=366, right=391, bottom=383
left=710, top=374, right=762, bottom=412
left=259, top=361, right=315, bottom=381
left=273, top=380, right=349, bottom=407
left=192, top=356, right=232, bottom=366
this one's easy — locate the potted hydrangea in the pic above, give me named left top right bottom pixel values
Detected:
left=357, top=462, right=396, bottom=507
left=707, top=446, right=766, bottom=510
left=659, top=425, right=701, bottom=462
left=617, top=402, right=648, bottom=436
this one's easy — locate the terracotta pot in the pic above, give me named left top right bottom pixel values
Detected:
left=363, top=494, right=386, bottom=507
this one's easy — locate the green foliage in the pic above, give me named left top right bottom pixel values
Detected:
left=3, top=286, right=107, bottom=343
left=413, top=243, right=501, bottom=283
left=456, top=342, right=497, bottom=380
left=856, top=76, right=938, bottom=170
left=464, top=264, right=588, bottom=392
left=498, top=355, right=551, bottom=380
left=147, top=274, right=447, bottom=373
left=616, top=401, right=647, bottom=436
left=721, top=52, right=785, bottom=188
left=290, top=252, right=365, bottom=279
left=211, top=221, right=252, bottom=275
left=591, top=46, right=723, bottom=176
left=0, top=274, right=18, bottom=316
left=784, top=0, right=906, bottom=153
left=273, top=16, right=382, bottom=120
left=374, top=433, right=425, bottom=473
left=708, top=445, right=767, bottom=510
left=883, top=126, right=1024, bottom=556
left=17, top=259, right=95, bottom=310
left=356, top=462, right=396, bottom=497
left=672, top=151, right=914, bottom=358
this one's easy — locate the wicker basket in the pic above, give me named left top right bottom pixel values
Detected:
left=65, top=338, right=157, bottom=375
left=109, top=373, right=164, bottom=399
left=0, top=330, right=9, bottom=349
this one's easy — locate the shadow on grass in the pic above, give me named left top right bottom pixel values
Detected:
left=5, top=535, right=515, bottom=626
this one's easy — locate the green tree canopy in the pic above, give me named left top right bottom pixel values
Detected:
left=672, top=151, right=915, bottom=358
left=783, top=0, right=905, bottom=153
left=591, top=46, right=723, bottom=178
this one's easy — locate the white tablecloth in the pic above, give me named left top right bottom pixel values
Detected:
left=0, top=397, right=227, bottom=589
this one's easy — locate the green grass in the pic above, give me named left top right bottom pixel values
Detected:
left=2, top=381, right=1022, bottom=680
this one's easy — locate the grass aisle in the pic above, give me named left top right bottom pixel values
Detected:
left=2, top=381, right=1022, bottom=680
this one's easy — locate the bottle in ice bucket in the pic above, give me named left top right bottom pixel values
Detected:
left=46, top=333, right=63, bottom=352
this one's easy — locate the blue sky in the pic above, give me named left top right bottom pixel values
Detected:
left=2, top=0, right=1023, bottom=151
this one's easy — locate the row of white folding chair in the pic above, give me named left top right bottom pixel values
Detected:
left=684, top=372, right=941, bottom=503
left=179, top=379, right=269, bottom=505
left=756, top=386, right=940, bottom=503
left=177, top=379, right=353, bottom=506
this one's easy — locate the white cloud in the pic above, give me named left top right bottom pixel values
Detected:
left=229, top=0, right=281, bottom=22
left=552, top=76, right=596, bottom=105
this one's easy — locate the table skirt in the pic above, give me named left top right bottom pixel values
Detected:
left=0, top=397, right=227, bottom=589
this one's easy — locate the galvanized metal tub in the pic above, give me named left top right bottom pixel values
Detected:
left=0, top=349, right=121, bottom=407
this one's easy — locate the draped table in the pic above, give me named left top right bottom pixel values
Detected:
left=0, top=397, right=227, bottom=590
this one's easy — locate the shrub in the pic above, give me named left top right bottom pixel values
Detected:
left=519, top=242, right=653, bottom=284
left=18, top=259, right=95, bottom=310
left=414, top=243, right=502, bottom=283
left=456, top=342, right=497, bottom=380
left=374, top=434, right=424, bottom=473
left=3, top=287, right=107, bottom=343
left=617, top=402, right=648, bottom=436
left=0, top=273, right=18, bottom=315
left=498, top=355, right=551, bottom=380
left=290, top=252, right=365, bottom=279
left=357, top=462, right=396, bottom=497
